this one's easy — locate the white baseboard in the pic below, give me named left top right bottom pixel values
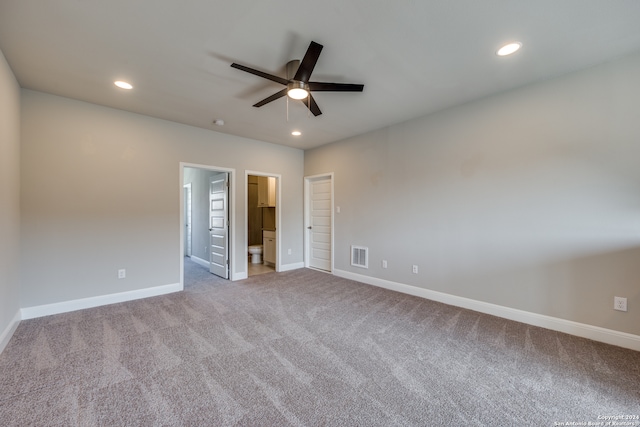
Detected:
left=21, top=282, right=182, bottom=320
left=190, top=255, right=209, bottom=269
left=279, top=262, right=305, bottom=272
left=333, top=269, right=640, bottom=352
left=0, top=310, right=21, bottom=354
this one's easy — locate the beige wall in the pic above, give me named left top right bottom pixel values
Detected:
left=20, top=90, right=304, bottom=308
left=8, top=47, right=640, bottom=345
left=0, top=49, right=21, bottom=346
left=305, top=51, right=640, bottom=335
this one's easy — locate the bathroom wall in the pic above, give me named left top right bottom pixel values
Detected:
left=263, top=207, right=276, bottom=231
left=247, top=175, right=262, bottom=246
left=247, top=175, right=277, bottom=246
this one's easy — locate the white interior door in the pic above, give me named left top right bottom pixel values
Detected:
left=209, top=173, right=229, bottom=279
left=307, top=176, right=332, bottom=271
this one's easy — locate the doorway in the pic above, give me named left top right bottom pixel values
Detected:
left=246, top=171, right=281, bottom=277
left=304, top=173, right=333, bottom=272
left=180, top=163, right=236, bottom=287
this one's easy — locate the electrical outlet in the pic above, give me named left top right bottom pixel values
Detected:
left=614, top=296, right=627, bottom=312
left=288, top=248, right=292, bottom=255
left=412, top=265, right=418, bottom=274
left=118, top=269, right=126, bottom=279
left=382, top=260, right=387, bottom=268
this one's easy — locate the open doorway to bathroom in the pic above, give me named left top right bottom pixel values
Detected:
left=247, top=173, right=279, bottom=277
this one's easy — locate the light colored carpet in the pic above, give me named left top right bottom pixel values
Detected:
left=1, top=258, right=639, bottom=426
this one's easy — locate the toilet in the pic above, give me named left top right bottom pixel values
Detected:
left=248, top=245, right=263, bottom=264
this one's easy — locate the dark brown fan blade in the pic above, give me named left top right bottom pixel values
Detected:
left=293, top=41, right=323, bottom=82
left=253, top=88, right=288, bottom=107
left=231, top=63, right=288, bottom=85
left=308, top=82, right=364, bottom=92
left=301, top=94, right=322, bottom=116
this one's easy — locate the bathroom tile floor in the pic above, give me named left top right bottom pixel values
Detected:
left=248, top=259, right=275, bottom=276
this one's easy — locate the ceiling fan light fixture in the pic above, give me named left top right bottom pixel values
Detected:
left=287, top=81, right=309, bottom=100
left=496, top=42, right=522, bottom=56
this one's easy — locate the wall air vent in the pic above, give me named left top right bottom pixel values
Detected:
left=351, top=245, right=368, bottom=268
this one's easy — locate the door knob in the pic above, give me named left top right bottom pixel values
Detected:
left=307, top=226, right=312, bottom=229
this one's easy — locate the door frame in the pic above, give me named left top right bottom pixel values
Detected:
left=245, top=170, right=282, bottom=274
left=304, top=173, right=334, bottom=272
left=180, top=162, right=237, bottom=288
left=183, top=183, right=192, bottom=257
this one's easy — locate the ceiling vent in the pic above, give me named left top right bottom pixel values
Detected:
left=351, top=245, right=368, bottom=268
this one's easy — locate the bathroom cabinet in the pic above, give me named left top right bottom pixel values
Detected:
left=257, top=176, right=276, bottom=207
left=263, top=230, right=276, bottom=265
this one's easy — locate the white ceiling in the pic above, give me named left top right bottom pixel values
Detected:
left=2, top=1, right=640, bottom=150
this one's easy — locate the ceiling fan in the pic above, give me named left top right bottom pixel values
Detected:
left=231, top=41, right=364, bottom=116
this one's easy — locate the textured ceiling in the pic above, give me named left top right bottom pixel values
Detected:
left=1, top=1, right=640, bottom=149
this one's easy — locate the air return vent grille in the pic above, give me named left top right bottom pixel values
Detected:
left=351, top=246, right=368, bottom=268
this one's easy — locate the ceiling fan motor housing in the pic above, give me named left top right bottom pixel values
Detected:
left=286, top=60, right=300, bottom=80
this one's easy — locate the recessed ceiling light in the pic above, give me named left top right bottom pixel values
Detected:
left=114, top=80, right=133, bottom=90
left=496, top=42, right=522, bottom=57
left=291, top=131, right=302, bottom=136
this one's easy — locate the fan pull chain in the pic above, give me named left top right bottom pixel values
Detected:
left=286, top=96, right=289, bottom=122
